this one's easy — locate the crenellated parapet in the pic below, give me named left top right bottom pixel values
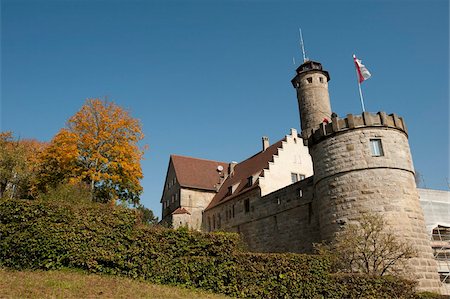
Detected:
left=307, top=111, right=408, bottom=146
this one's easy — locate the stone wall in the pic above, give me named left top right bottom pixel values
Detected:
left=179, top=188, right=215, bottom=230
left=309, top=114, right=441, bottom=292
left=204, top=177, right=320, bottom=253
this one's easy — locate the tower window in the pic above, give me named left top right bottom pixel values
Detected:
left=319, top=77, right=324, bottom=83
left=370, top=139, right=384, bottom=157
left=306, top=77, right=313, bottom=84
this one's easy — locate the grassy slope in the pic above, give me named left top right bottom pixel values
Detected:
left=0, top=269, right=229, bottom=299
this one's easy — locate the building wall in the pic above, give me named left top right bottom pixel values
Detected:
left=309, top=113, right=441, bottom=292
left=259, top=128, right=313, bottom=196
left=160, top=160, right=181, bottom=221
left=179, top=188, right=215, bottom=230
left=204, top=178, right=320, bottom=253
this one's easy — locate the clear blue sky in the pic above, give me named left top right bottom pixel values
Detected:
left=1, top=0, right=448, bottom=217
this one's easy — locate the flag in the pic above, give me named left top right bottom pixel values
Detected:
left=353, top=54, right=371, bottom=83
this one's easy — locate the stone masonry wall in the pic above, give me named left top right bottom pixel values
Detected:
left=309, top=118, right=441, bottom=292
left=295, top=70, right=331, bottom=138
left=203, top=177, right=320, bottom=253
left=179, top=188, right=215, bottom=230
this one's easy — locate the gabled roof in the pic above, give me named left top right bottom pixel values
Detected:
left=171, top=154, right=229, bottom=191
left=205, top=138, right=285, bottom=211
left=172, top=207, right=191, bottom=215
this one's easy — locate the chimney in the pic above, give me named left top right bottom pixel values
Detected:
left=262, top=136, right=270, bottom=151
left=229, top=161, right=238, bottom=176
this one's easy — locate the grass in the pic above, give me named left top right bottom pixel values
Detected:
left=0, top=268, right=230, bottom=299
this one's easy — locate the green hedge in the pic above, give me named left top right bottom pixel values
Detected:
left=0, top=199, right=419, bottom=298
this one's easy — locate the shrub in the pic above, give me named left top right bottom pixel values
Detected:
left=0, top=198, right=419, bottom=298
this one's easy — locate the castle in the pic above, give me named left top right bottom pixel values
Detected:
left=160, top=60, right=443, bottom=292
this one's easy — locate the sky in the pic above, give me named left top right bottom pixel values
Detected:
left=1, top=0, right=449, bottom=218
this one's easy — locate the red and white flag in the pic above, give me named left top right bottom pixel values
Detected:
left=353, top=54, right=371, bottom=83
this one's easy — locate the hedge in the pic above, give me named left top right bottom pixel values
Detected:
left=0, top=199, right=420, bottom=298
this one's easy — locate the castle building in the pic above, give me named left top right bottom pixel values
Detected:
left=160, top=60, right=444, bottom=292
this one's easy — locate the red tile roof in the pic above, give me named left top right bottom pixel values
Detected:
left=171, top=155, right=229, bottom=191
left=205, top=138, right=285, bottom=211
left=172, top=207, right=191, bottom=215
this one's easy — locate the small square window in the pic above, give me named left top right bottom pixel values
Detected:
left=299, top=174, right=305, bottom=181
left=306, top=77, right=313, bottom=84
left=370, top=139, right=384, bottom=157
left=291, top=173, right=299, bottom=183
left=319, top=77, right=324, bottom=83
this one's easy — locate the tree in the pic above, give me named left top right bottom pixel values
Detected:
left=315, top=213, right=417, bottom=276
left=136, top=204, right=159, bottom=225
left=0, top=132, right=46, bottom=199
left=39, top=99, right=145, bottom=205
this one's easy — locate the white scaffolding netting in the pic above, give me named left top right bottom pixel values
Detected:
left=418, top=188, right=450, bottom=294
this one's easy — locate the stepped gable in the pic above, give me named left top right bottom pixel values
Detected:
left=205, top=138, right=285, bottom=211
left=171, top=154, right=228, bottom=191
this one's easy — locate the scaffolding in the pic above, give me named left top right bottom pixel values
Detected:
left=431, top=226, right=450, bottom=287
left=418, top=188, right=450, bottom=295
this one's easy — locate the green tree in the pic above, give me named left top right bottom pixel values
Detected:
left=136, top=204, right=159, bottom=225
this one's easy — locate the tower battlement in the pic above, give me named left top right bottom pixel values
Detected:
left=307, top=111, right=408, bottom=146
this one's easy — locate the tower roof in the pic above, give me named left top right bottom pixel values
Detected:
left=291, top=60, right=330, bottom=87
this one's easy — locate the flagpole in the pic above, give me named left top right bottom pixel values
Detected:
left=358, top=81, right=366, bottom=112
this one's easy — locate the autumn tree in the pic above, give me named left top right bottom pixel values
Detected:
left=39, top=99, right=145, bottom=205
left=0, top=132, right=46, bottom=199
left=315, top=213, right=417, bottom=276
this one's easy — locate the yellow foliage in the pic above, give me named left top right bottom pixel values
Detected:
left=39, top=99, right=145, bottom=204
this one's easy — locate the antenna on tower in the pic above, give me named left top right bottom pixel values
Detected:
left=299, top=28, right=307, bottom=63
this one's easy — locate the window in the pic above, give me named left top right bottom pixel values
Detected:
left=298, top=189, right=303, bottom=198
left=232, top=204, right=235, bottom=218
left=244, top=199, right=250, bottom=213
left=319, top=77, right=324, bottom=83
left=246, top=176, right=253, bottom=187
left=306, top=77, right=313, bottom=84
left=292, top=173, right=305, bottom=183
left=227, top=186, right=233, bottom=196
left=370, top=139, right=384, bottom=157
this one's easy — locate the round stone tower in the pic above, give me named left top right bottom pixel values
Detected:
left=292, top=60, right=441, bottom=292
left=291, top=60, right=332, bottom=139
